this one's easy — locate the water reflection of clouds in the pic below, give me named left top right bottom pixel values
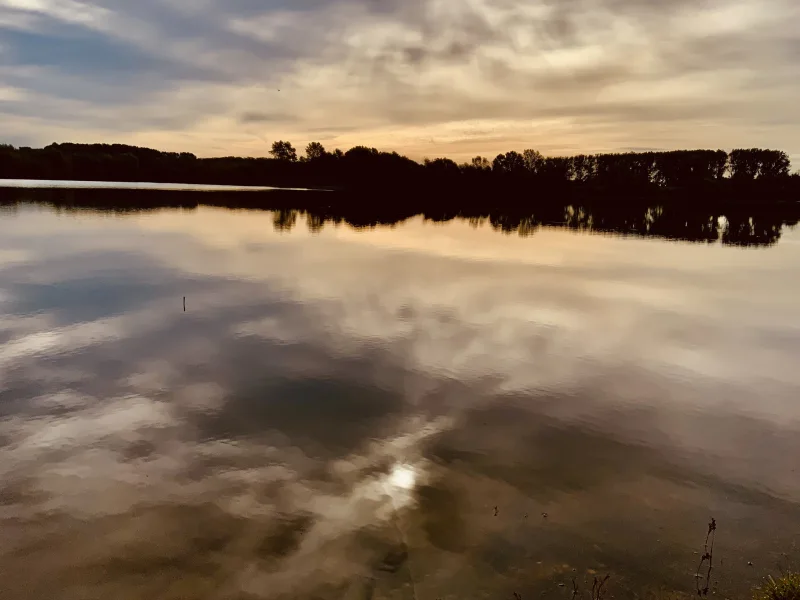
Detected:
left=1, top=205, right=800, bottom=598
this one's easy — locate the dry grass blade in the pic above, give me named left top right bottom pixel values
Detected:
left=753, top=573, right=800, bottom=600
left=695, top=518, right=717, bottom=596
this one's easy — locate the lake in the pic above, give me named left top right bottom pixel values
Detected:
left=0, top=178, right=317, bottom=192
left=1, top=190, right=799, bottom=600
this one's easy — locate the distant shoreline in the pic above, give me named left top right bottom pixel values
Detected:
left=1, top=176, right=798, bottom=210
left=1, top=142, right=798, bottom=205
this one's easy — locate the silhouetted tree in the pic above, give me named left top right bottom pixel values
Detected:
left=270, top=141, right=297, bottom=162
left=523, top=149, right=544, bottom=174
left=305, top=142, right=327, bottom=161
left=729, top=149, right=756, bottom=180
left=709, top=150, right=728, bottom=180
left=493, top=151, right=526, bottom=175
left=727, top=149, right=788, bottom=180
left=570, top=154, right=596, bottom=182
left=758, top=149, right=790, bottom=179
left=424, top=157, right=460, bottom=176
left=540, top=156, right=574, bottom=182
left=470, top=156, right=491, bottom=171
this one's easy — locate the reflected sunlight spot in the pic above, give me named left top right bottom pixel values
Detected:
left=388, top=464, right=416, bottom=490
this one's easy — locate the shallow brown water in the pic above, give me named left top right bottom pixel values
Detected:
left=1, top=200, right=800, bottom=599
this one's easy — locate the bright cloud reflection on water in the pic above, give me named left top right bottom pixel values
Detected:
left=388, top=464, right=417, bottom=491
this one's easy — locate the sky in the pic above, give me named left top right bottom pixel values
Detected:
left=0, top=0, right=798, bottom=163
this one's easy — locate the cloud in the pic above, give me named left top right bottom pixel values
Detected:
left=239, top=111, right=299, bottom=124
left=0, top=0, right=798, bottom=161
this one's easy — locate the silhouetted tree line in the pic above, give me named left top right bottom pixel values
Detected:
left=1, top=142, right=798, bottom=204
left=2, top=187, right=797, bottom=248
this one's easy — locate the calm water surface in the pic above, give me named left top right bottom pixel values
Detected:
left=1, top=200, right=800, bottom=599
left=0, top=178, right=313, bottom=192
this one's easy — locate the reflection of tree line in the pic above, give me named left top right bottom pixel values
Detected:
left=273, top=203, right=799, bottom=247
left=1, top=187, right=797, bottom=247
left=1, top=142, right=799, bottom=201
